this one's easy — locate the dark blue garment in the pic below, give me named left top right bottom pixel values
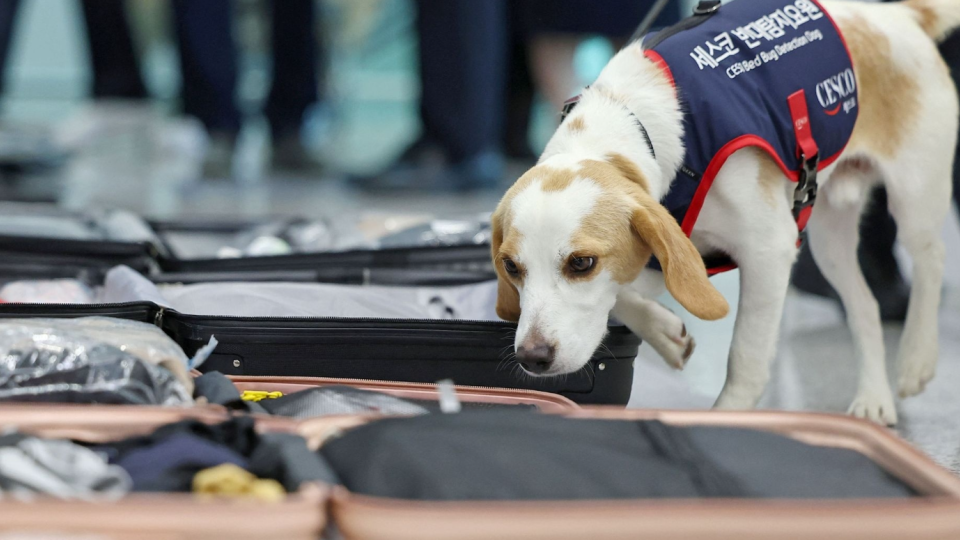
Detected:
left=116, top=433, right=249, bottom=492
left=645, top=0, right=857, bottom=235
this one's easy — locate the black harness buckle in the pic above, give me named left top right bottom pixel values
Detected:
left=792, top=152, right=820, bottom=221
left=560, top=93, right=583, bottom=122
left=694, top=0, right=722, bottom=15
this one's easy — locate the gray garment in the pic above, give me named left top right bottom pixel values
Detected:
left=102, top=265, right=500, bottom=321
left=0, top=435, right=131, bottom=500
left=260, top=386, right=429, bottom=419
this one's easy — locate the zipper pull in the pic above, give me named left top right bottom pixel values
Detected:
left=436, top=379, right=462, bottom=414
left=154, top=307, right=165, bottom=327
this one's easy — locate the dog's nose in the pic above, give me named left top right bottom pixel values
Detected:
left=517, top=342, right=555, bottom=374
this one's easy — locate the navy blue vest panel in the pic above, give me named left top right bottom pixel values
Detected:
left=644, top=0, right=857, bottom=237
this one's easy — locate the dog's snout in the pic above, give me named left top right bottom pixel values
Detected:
left=517, top=341, right=555, bottom=374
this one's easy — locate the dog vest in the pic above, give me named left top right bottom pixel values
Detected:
left=564, top=0, right=858, bottom=274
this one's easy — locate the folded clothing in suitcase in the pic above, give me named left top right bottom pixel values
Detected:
left=0, top=204, right=494, bottom=285
left=152, top=214, right=490, bottom=260
left=153, top=214, right=494, bottom=280
left=0, top=406, right=327, bottom=540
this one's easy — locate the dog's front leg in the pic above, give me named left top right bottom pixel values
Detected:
left=613, top=285, right=695, bottom=371
left=713, top=243, right=796, bottom=409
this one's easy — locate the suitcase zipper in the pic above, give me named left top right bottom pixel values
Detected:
left=0, top=302, right=634, bottom=331
left=0, top=301, right=505, bottom=326
left=231, top=374, right=589, bottom=395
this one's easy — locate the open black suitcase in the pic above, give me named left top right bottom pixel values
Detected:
left=0, top=208, right=638, bottom=404
left=0, top=299, right=639, bottom=405
left=0, top=206, right=494, bottom=286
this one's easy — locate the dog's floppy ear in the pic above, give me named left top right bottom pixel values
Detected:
left=491, top=209, right=521, bottom=322
left=630, top=190, right=729, bottom=321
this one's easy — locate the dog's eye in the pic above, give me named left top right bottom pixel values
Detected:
left=503, top=258, right=520, bottom=276
left=569, top=256, right=596, bottom=273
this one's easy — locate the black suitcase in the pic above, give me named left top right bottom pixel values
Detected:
left=0, top=209, right=493, bottom=283
left=0, top=204, right=164, bottom=278
left=0, top=300, right=639, bottom=405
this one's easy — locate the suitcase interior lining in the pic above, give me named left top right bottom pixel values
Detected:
left=318, top=412, right=919, bottom=502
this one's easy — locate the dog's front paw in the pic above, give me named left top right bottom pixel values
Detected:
left=648, top=318, right=696, bottom=370
left=615, top=297, right=695, bottom=370
left=848, top=390, right=898, bottom=426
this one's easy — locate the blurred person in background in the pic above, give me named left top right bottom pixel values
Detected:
left=0, top=0, right=325, bottom=179
left=0, top=0, right=146, bottom=102
left=360, top=0, right=680, bottom=192
left=171, top=0, right=323, bottom=178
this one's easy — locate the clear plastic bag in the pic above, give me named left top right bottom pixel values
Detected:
left=0, top=318, right=195, bottom=404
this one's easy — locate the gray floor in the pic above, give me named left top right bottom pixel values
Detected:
left=629, top=247, right=960, bottom=474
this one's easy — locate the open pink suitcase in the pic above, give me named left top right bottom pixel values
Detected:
left=0, top=378, right=957, bottom=539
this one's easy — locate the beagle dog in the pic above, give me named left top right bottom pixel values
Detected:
left=492, top=0, right=960, bottom=424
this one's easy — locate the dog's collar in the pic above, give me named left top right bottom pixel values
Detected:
left=561, top=90, right=656, bottom=161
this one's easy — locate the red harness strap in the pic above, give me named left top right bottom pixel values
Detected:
left=787, top=89, right=820, bottom=234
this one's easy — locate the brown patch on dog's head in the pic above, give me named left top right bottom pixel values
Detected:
left=566, top=160, right=650, bottom=285
left=605, top=152, right=650, bottom=192
left=566, top=116, right=586, bottom=133
left=839, top=15, right=921, bottom=156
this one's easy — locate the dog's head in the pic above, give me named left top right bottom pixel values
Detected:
left=492, top=156, right=728, bottom=376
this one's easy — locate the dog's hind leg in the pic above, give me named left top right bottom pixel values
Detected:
left=806, top=172, right=897, bottom=425
left=884, top=162, right=951, bottom=399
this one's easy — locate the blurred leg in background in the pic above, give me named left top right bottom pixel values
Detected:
left=0, top=0, right=146, bottom=100
left=0, top=0, right=21, bottom=99
left=502, top=33, right=536, bottom=163
left=364, top=0, right=681, bottom=192
left=171, top=0, right=241, bottom=178
left=361, top=0, right=509, bottom=191
left=80, top=0, right=147, bottom=99
left=517, top=0, right=680, bottom=112
left=264, top=0, right=323, bottom=173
